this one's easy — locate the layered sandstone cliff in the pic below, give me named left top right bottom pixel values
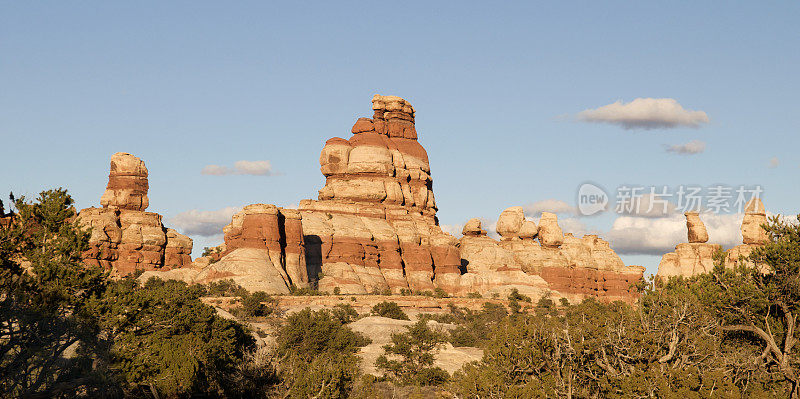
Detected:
left=79, top=152, right=193, bottom=276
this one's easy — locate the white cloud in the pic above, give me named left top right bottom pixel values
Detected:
left=769, top=157, right=780, bottom=169
left=202, top=160, right=275, bottom=176
left=577, top=98, right=709, bottom=130
left=481, top=218, right=500, bottom=240
left=523, top=199, right=577, bottom=217
left=666, top=139, right=706, bottom=155
left=556, top=217, right=598, bottom=237
left=605, top=213, right=743, bottom=255
left=440, top=223, right=464, bottom=237
left=171, top=207, right=241, bottom=236
left=617, top=192, right=678, bottom=218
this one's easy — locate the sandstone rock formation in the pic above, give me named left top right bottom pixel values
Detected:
left=301, top=95, right=461, bottom=295
left=658, top=200, right=770, bottom=278
left=99, top=152, right=149, bottom=211
left=741, top=198, right=769, bottom=245
left=726, top=198, right=769, bottom=270
left=457, top=218, right=552, bottom=298
left=537, top=212, right=564, bottom=247
left=79, top=153, right=192, bottom=276
left=490, top=207, right=644, bottom=302
left=143, top=95, right=643, bottom=301
left=685, top=212, right=709, bottom=243
left=461, top=218, right=485, bottom=236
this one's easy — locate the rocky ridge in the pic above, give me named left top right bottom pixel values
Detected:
left=155, top=95, right=644, bottom=302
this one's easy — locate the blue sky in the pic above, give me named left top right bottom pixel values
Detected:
left=2, top=2, right=798, bottom=274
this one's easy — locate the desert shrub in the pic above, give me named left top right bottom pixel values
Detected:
left=466, top=292, right=482, bottom=298
left=332, top=303, right=360, bottom=324
left=289, top=285, right=327, bottom=296
left=376, top=320, right=449, bottom=386
left=201, top=246, right=223, bottom=264
left=445, top=302, right=508, bottom=348
left=237, top=291, right=277, bottom=318
left=92, top=276, right=256, bottom=397
left=204, top=278, right=248, bottom=297
left=433, top=287, right=449, bottom=298
left=507, top=288, right=532, bottom=302
left=371, top=301, right=410, bottom=320
left=275, top=308, right=370, bottom=398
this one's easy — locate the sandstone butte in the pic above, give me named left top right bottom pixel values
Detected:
left=77, top=152, right=193, bottom=276
left=123, top=94, right=649, bottom=304
left=656, top=198, right=771, bottom=278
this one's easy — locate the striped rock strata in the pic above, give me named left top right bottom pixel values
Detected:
left=78, top=152, right=193, bottom=276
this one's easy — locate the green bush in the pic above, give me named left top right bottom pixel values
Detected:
left=275, top=308, right=370, bottom=398
left=92, top=277, right=256, bottom=397
left=204, top=278, right=248, bottom=297
left=237, top=291, right=277, bottom=318
left=289, top=285, right=327, bottom=296
left=376, top=320, right=449, bottom=386
left=371, top=301, right=410, bottom=320
left=332, top=303, right=360, bottom=324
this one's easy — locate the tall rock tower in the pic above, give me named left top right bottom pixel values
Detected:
left=299, top=95, right=461, bottom=294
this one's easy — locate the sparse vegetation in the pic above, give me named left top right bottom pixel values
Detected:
left=371, top=301, right=410, bottom=320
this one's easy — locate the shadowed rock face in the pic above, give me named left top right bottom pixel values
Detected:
left=79, top=153, right=192, bottom=276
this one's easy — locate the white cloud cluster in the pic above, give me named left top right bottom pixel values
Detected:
left=578, top=98, right=709, bottom=130
left=170, top=207, right=241, bottom=237
left=202, top=160, right=274, bottom=176
left=666, top=139, right=706, bottom=155
left=523, top=199, right=577, bottom=217
left=605, top=213, right=743, bottom=255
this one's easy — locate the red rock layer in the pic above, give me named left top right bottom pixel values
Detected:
left=539, top=267, right=643, bottom=304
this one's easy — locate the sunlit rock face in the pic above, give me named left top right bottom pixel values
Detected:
left=79, top=152, right=192, bottom=276
left=657, top=200, right=771, bottom=279
left=489, top=206, right=643, bottom=303
left=137, top=95, right=644, bottom=301
left=304, top=95, right=460, bottom=294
